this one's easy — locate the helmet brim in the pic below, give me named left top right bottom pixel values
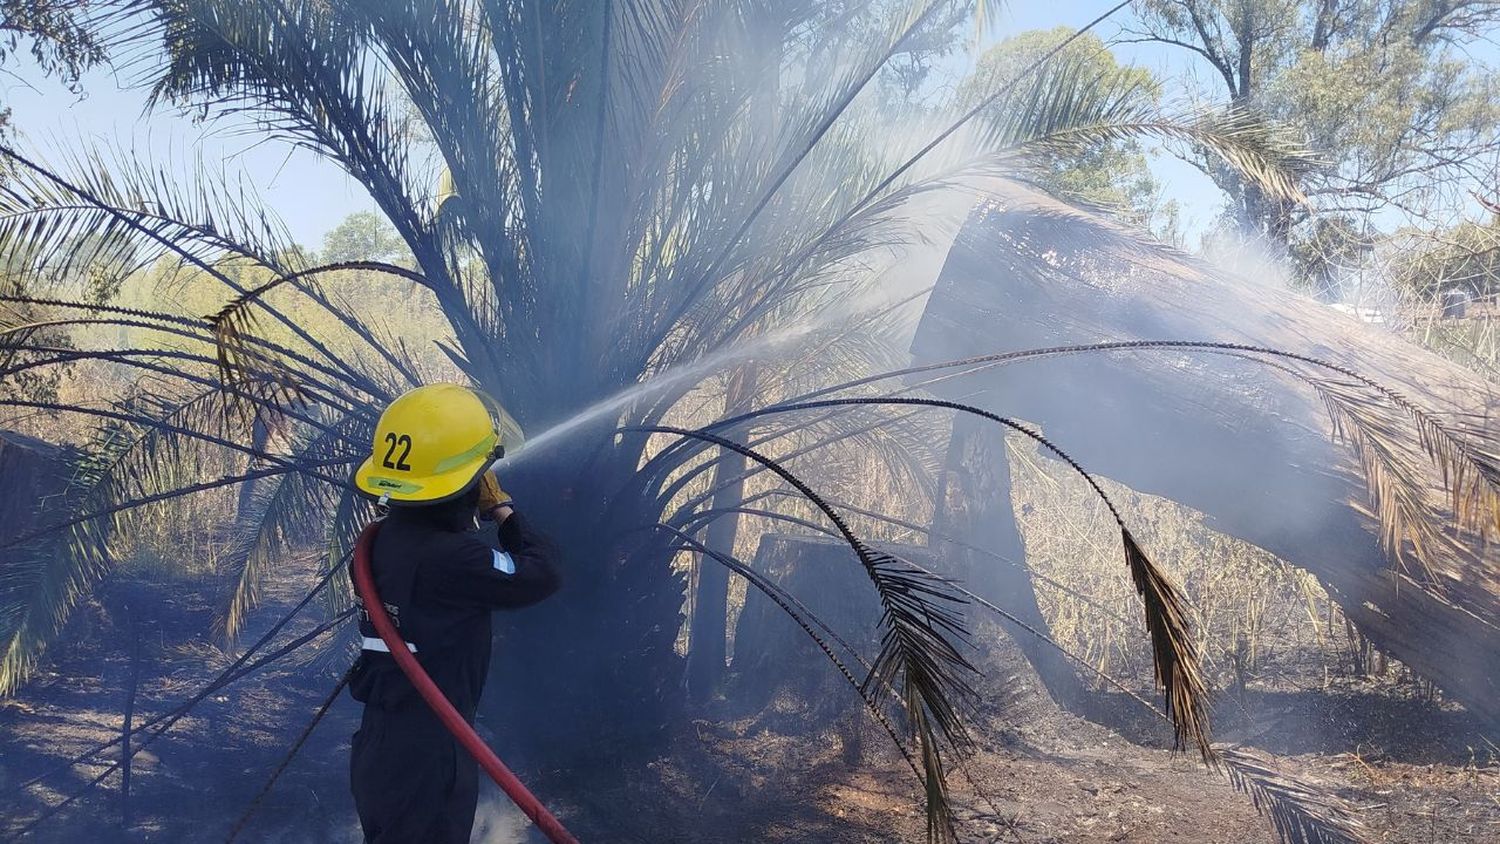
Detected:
left=353, top=448, right=495, bottom=506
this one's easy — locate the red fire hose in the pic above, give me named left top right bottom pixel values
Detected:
left=352, top=521, right=580, bottom=844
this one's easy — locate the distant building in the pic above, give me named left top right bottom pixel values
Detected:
left=1440, top=289, right=1470, bottom=319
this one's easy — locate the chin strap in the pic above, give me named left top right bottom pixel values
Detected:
left=352, top=521, right=580, bottom=844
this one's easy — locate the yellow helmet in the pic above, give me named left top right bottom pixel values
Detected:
left=354, top=384, right=507, bottom=505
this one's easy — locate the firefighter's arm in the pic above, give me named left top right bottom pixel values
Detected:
left=430, top=512, right=561, bottom=609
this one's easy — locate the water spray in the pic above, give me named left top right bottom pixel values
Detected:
left=490, top=321, right=819, bottom=471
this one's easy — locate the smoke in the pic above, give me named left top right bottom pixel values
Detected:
left=1199, top=229, right=1298, bottom=292
left=471, top=793, right=530, bottom=844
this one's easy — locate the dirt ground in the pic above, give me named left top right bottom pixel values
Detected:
left=1, top=570, right=1496, bottom=843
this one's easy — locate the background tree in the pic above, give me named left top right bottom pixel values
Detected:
left=0, top=0, right=104, bottom=98
left=1389, top=218, right=1500, bottom=299
left=1123, top=0, right=1500, bottom=268
left=318, top=210, right=410, bottom=265
left=957, top=26, right=1183, bottom=241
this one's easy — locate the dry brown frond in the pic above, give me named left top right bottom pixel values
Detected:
left=1123, top=528, right=1213, bottom=760
left=1310, top=374, right=1498, bottom=586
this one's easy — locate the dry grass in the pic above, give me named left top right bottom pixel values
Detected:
left=1408, top=311, right=1500, bottom=379
left=1006, top=432, right=1342, bottom=696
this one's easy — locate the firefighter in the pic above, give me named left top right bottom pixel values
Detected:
left=349, top=383, right=561, bottom=843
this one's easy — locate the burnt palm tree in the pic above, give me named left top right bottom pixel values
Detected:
left=2, top=2, right=1453, bottom=840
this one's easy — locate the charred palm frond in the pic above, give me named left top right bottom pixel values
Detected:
left=316, top=488, right=371, bottom=620
left=750, top=488, right=1137, bottom=626
left=720, top=504, right=1367, bottom=844
left=630, top=426, right=973, bottom=842
left=651, top=402, right=937, bottom=531
left=5, top=550, right=354, bottom=800
left=0, top=142, right=280, bottom=298
left=203, top=259, right=430, bottom=400
left=665, top=510, right=982, bottom=813
left=1, top=345, right=367, bottom=429
left=656, top=525, right=918, bottom=769
left=1220, top=745, right=1370, bottom=844
left=1206, top=349, right=1494, bottom=586
left=688, top=502, right=1171, bottom=721
left=8, top=608, right=357, bottom=835
left=629, top=304, right=945, bottom=511
left=1188, top=349, right=1500, bottom=547
left=202, top=268, right=430, bottom=421
left=1316, top=377, right=1495, bottom=570
left=717, top=395, right=1213, bottom=760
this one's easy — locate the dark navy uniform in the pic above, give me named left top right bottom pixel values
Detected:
left=349, top=496, right=560, bottom=843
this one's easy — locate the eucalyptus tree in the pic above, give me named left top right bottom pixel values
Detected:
left=1123, top=0, right=1500, bottom=252
left=0, top=1, right=1345, bottom=838
left=0, top=0, right=105, bottom=95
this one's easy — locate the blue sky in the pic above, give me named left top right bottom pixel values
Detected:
left=0, top=2, right=1408, bottom=249
left=1, top=48, right=382, bottom=250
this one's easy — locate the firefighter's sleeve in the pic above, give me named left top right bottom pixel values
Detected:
left=429, top=512, right=561, bottom=609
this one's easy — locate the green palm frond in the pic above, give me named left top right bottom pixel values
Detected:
left=999, top=109, right=1319, bottom=206
left=956, top=43, right=1317, bottom=205
left=0, top=143, right=405, bottom=408
left=147, top=0, right=415, bottom=205
left=0, top=143, right=304, bottom=286
left=0, top=442, right=117, bottom=696
left=218, top=413, right=363, bottom=641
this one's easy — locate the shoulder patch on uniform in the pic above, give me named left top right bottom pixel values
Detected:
left=492, top=549, right=516, bottom=575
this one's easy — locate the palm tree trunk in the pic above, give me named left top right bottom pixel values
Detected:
left=686, top=362, right=758, bottom=699
left=934, top=413, right=1085, bottom=708
left=234, top=416, right=270, bottom=519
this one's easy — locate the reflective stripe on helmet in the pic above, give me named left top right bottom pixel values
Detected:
left=431, top=434, right=500, bottom=474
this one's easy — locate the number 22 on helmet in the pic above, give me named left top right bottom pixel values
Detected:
left=354, top=383, right=511, bottom=505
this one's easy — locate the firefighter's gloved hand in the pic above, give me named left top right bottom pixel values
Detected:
left=476, top=470, right=513, bottom=520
